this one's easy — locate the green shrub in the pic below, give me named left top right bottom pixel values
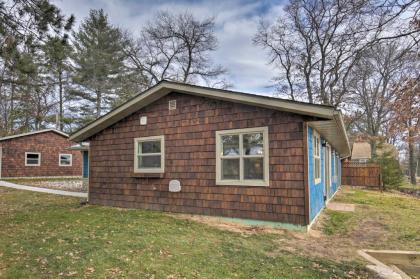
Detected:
left=377, top=150, right=404, bottom=189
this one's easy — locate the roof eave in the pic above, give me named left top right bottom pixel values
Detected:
left=307, top=111, right=351, bottom=158
left=0, top=129, right=69, bottom=142
left=70, top=81, right=336, bottom=142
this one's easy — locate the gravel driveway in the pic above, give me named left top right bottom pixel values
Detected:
left=4, top=179, right=87, bottom=193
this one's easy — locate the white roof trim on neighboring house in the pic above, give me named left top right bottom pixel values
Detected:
left=69, top=80, right=350, bottom=156
left=69, top=142, right=90, bottom=151
left=0, top=129, right=69, bottom=142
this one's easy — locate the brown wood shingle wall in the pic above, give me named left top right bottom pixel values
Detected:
left=88, top=92, right=309, bottom=225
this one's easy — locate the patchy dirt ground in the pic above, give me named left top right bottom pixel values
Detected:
left=172, top=213, right=360, bottom=262
left=170, top=186, right=420, bottom=264
left=5, top=178, right=86, bottom=192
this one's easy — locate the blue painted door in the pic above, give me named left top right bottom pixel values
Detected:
left=82, top=151, right=89, bottom=178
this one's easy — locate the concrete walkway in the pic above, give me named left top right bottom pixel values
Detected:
left=327, top=202, right=355, bottom=212
left=0, top=180, right=88, bottom=198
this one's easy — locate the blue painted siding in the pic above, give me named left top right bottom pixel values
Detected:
left=307, top=128, right=342, bottom=222
left=82, top=151, right=89, bottom=178
left=308, top=127, right=325, bottom=221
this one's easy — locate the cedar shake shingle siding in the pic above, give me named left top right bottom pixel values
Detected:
left=88, top=92, right=309, bottom=225
left=0, top=131, right=82, bottom=177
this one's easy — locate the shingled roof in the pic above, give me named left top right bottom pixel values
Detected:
left=70, top=80, right=351, bottom=157
left=0, top=129, right=68, bottom=142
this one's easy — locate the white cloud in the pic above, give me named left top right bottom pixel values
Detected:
left=52, top=0, right=286, bottom=95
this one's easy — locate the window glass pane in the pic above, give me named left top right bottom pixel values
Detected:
left=27, top=154, right=39, bottom=159
left=221, top=158, right=240, bottom=180
left=244, top=158, right=264, bottom=180
left=243, top=133, right=264, bottom=155
left=60, top=155, right=71, bottom=165
left=315, top=158, right=320, bottom=179
left=138, top=155, right=161, bottom=168
left=221, top=135, right=239, bottom=156
left=140, top=141, right=161, bottom=154
left=26, top=154, right=39, bottom=165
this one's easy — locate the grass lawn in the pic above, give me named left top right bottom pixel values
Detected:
left=399, top=177, right=420, bottom=190
left=321, top=187, right=420, bottom=250
left=0, top=188, right=371, bottom=279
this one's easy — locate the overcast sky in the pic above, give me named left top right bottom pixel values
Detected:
left=52, top=0, right=286, bottom=95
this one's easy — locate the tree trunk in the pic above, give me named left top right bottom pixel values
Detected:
left=96, top=91, right=101, bottom=118
left=408, top=128, right=417, bottom=185
left=370, top=139, right=377, bottom=160
left=9, top=76, right=15, bottom=133
left=58, top=71, right=63, bottom=131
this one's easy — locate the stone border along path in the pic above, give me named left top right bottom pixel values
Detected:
left=0, top=180, right=87, bottom=198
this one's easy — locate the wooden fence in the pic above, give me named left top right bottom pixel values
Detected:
left=341, top=162, right=382, bottom=190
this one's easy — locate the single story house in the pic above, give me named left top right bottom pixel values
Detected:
left=0, top=129, right=82, bottom=178
left=351, top=141, right=399, bottom=163
left=70, top=81, right=350, bottom=229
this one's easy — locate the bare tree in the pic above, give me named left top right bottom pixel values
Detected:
left=347, top=41, right=415, bottom=156
left=388, top=78, right=420, bottom=185
left=124, top=11, right=229, bottom=89
left=254, top=0, right=419, bottom=107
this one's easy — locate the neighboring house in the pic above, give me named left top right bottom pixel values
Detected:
left=351, top=141, right=399, bottom=163
left=351, top=142, right=371, bottom=163
left=0, top=129, right=82, bottom=178
left=70, top=81, right=350, bottom=229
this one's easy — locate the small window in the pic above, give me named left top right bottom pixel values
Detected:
left=59, top=154, right=72, bottom=166
left=216, top=127, right=269, bottom=186
left=25, top=152, right=41, bottom=166
left=134, top=136, right=165, bottom=173
left=313, top=131, right=321, bottom=184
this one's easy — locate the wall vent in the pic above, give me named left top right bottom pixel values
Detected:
left=169, top=100, right=177, bottom=110
left=140, top=116, right=147, bottom=125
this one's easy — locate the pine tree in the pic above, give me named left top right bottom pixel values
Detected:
left=71, top=9, right=127, bottom=124
left=43, top=36, right=73, bottom=131
left=0, top=0, right=74, bottom=135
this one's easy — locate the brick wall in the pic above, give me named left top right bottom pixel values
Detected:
left=0, top=131, right=82, bottom=177
left=89, top=92, right=309, bottom=225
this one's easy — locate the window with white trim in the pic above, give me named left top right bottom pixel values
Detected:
left=59, top=154, right=72, bottom=166
left=313, top=131, right=321, bottom=184
left=216, top=127, right=269, bottom=186
left=134, top=136, right=165, bottom=173
left=334, top=153, right=339, bottom=182
left=25, top=152, right=41, bottom=166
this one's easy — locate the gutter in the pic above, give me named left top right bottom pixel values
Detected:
left=333, top=110, right=351, bottom=159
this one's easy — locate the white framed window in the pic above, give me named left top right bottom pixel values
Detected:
left=59, top=154, right=72, bottom=166
left=334, top=153, right=339, bottom=183
left=313, top=131, right=321, bottom=184
left=216, top=127, right=269, bottom=187
left=134, top=135, right=165, bottom=173
left=25, top=152, right=41, bottom=166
